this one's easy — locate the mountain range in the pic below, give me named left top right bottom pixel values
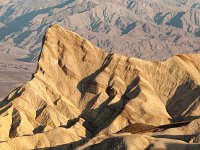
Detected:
left=0, top=24, right=200, bottom=149
left=1, top=0, right=200, bottom=61
left=1, top=0, right=200, bottom=99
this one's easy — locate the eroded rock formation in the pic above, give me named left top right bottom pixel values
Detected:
left=0, top=24, right=200, bottom=149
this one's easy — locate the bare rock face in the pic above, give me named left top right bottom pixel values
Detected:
left=2, top=0, right=200, bottom=100
left=0, top=24, right=200, bottom=149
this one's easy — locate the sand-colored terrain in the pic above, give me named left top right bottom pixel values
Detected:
left=0, top=24, right=199, bottom=149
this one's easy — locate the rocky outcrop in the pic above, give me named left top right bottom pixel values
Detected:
left=2, top=0, right=200, bottom=99
left=0, top=24, right=200, bottom=149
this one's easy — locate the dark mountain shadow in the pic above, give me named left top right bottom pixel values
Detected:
left=0, top=0, right=75, bottom=42
left=54, top=54, right=140, bottom=149
left=77, top=79, right=140, bottom=136
left=1, top=0, right=75, bottom=63
left=51, top=53, right=115, bottom=148
left=166, top=12, right=185, bottom=29
left=36, top=136, right=126, bottom=150
left=127, top=1, right=136, bottom=9
left=146, top=137, right=200, bottom=150
left=83, top=137, right=127, bottom=150
left=165, top=143, right=200, bottom=150
left=0, top=6, right=15, bottom=22
left=17, top=22, right=54, bottom=63
left=0, top=86, right=23, bottom=116
left=121, top=22, right=136, bottom=35
left=17, top=47, right=42, bottom=62
left=35, top=138, right=88, bottom=150
left=195, top=29, right=200, bottom=37
left=154, top=12, right=170, bottom=25
left=166, top=80, right=200, bottom=121
left=0, top=1, right=75, bottom=64
left=77, top=53, right=113, bottom=99
left=79, top=75, right=140, bottom=137
left=174, top=116, right=200, bottom=122
left=90, top=78, right=140, bottom=135
left=75, top=52, right=140, bottom=136
left=152, top=134, right=197, bottom=143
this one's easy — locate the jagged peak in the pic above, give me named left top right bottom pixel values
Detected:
left=0, top=24, right=200, bottom=149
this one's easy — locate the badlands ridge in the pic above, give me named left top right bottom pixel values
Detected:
left=0, top=24, right=200, bottom=149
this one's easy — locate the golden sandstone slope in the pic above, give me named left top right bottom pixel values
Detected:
left=0, top=24, right=200, bottom=149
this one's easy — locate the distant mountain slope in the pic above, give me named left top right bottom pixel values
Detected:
left=1, top=0, right=200, bottom=61
left=0, top=24, right=200, bottom=149
left=0, top=42, right=36, bottom=100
